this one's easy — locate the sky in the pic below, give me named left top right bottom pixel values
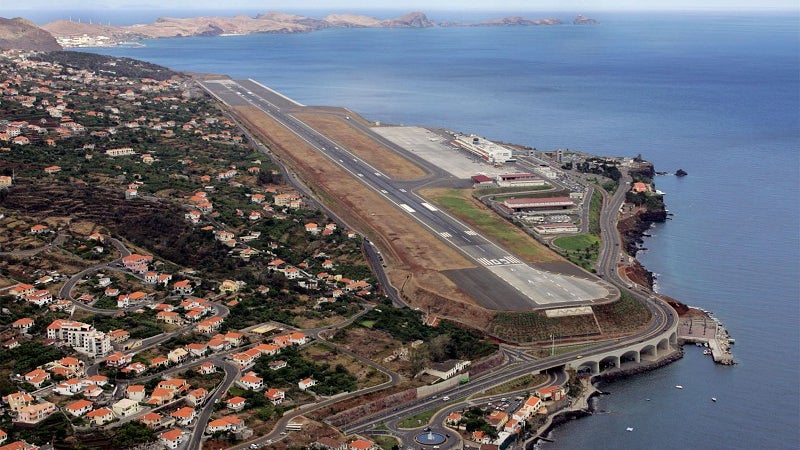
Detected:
left=3, top=0, right=798, bottom=11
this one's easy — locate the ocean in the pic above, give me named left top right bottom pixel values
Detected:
left=76, top=11, right=799, bottom=449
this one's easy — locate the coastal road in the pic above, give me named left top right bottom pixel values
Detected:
left=199, top=79, right=610, bottom=311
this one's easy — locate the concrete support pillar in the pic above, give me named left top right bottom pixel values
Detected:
left=614, top=356, right=621, bottom=368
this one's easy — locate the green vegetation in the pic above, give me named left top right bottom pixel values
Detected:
left=1, top=341, right=63, bottom=379
left=252, top=346, right=358, bottom=396
left=626, top=191, right=665, bottom=211
left=588, top=189, right=603, bottom=236
left=356, top=304, right=497, bottom=362
left=554, top=233, right=600, bottom=271
left=90, top=311, right=163, bottom=339
left=112, top=421, right=156, bottom=447
left=482, top=373, right=548, bottom=396
left=398, top=407, right=438, bottom=428
left=594, top=291, right=651, bottom=332
left=491, top=312, right=600, bottom=343
left=460, top=407, right=499, bottom=440
left=373, top=435, right=401, bottom=450
left=425, top=189, right=554, bottom=262
left=17, top=411, right=71, bottom=445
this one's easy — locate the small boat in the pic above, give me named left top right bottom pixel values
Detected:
left=675, top=385, right=684, bottom=389
left=626, top=427, right=634, bottom=432
left=711, top=398, right=717, bottom=402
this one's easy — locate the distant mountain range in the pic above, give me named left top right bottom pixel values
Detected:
left=0, top=12, right=597, bottom=51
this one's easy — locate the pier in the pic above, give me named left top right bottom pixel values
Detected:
left=677, top=315, right=734, bottom=365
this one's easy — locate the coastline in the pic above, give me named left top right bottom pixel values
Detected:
left=527, top=349, right=684, bottom=448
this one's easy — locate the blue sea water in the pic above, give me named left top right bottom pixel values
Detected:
left=79, top=12, right=799, bottom=449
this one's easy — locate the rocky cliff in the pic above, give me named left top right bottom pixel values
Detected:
left=0, top=17, right=62, bottom=51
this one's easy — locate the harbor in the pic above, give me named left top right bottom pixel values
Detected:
left=677, top=311, right=734, bottom=365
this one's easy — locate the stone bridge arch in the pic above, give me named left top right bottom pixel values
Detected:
left=599, top=355, right=620, bottom=372
left=620, top=349, right=640, bottom=364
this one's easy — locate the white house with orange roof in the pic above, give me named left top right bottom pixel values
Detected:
left=238, top=371, right=263, bottom=391
left=205, top=414, right=244, bottom=434
left=225, top=396, right=246, bottom=412
left=23, top=369, right=49, bottom=388
left=197, top=362, right=217, bottom=375
left=11, top=318, right=34, bottom=334
left=160, top=429, right=184, bottom=449
left=85, top=407, right=114, bottom=425
left=197, top=317, right=223, bottom=334
left=187, top=388, right=208, bottom=407
left=170, top=407, right=196, bottom=426
left=126, top=385, right=146, bottom=402
left=64, top=399, right=93, bottom=417
left=298, top=378, right=316, bottom=391
left=264, top=388, right=285, bottom=405
left=9, top=284, right=35, bottom=298
left=172, top=279, right=193, bottom=295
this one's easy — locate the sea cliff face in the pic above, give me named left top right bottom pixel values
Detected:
left=0, top=17, right=62, bottom=51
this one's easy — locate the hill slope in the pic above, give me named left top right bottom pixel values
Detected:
left=0, top=17, right=61, bottom=51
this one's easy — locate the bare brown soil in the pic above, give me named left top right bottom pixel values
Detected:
left=232, top=106, right=490, bottom=327
left=293, top=110, right=427, bottom=181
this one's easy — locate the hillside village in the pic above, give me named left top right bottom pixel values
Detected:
left=0, top=49, right=472, bottom=450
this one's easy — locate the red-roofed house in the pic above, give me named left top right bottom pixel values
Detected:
left=85, top=407, right=114, bottom=425
left=64, top=399, right=93, bottom=417
left=170, top=407, right=196, bottom=426
left=160, top=429, right=184, bottom=449
left=225, top=396, right=246, bottom=411
left=348, top=439, right=378, bottom=450
left=265, top=388, right=285, bottom=405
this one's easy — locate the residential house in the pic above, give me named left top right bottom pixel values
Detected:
left=197, top=362, right=217, bottom=375
left=239, top=372, right=263, bottom=391
left=196, top=317, right=223, bottom=334
left=126, top=385, right=146, bottom=402
left=156, top=311, right=182, bottom=325
left=421, top=360, right=471, bottom=381
left=186, top=343, right=208, bottom=357
left=186, top=388, right=208, bottom=407
left=53, top=379, right=84, bottom=396
left=120, top=362, right=147, bottom=376
left=219, top=279, right=239, bottom=293
left=255, top=343, right=281, bottom=357
left=17, top=402, right=56, bottom=424
left=147, top=388, right=174, bottom=406
left=298, top=378, right=316, bottom=391
left=9, top=284, right=35, bottom=298
left=485, top=410, right=509, bottom=430
left=85, top=407, right=114, bottom=426
left=23, top=369, right=49, bottom=389
left=3, top=392, right=34, bottom=412
left=160, top=429, right=183, bottom=450
left=535, top=385, right=566, bottom=402
left=11, top=318, right=34, bottom=334
left=172, top=279, right=193, bottom=295
left=83, top=375, right=109, bottom=388
left=150, top=356, right=169, bottom=369
left=205, top=414, right=244, bottom=434
left=268, top=360, right=287, bottom=371
left=105, top=352, right=132, bottom=368
left=167, top=348, right=188, bottom=364
left=225, top=396, right=246, bottom=411
left=108, top=329, right=130, bottom=343
left=264, top=388, right=285, bottom=405
left=64, top=399, right=93, bottom=417
left=170, top=407, right=196, bottom=427
left=121, top=254, right=152, bottom=273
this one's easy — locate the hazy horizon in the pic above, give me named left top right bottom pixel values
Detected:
left=2, top=0, right=798, bottom=12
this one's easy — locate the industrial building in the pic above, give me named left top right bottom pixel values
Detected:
left=454, top=134, right=514, bottom=164
left=502, top=197, right=575, bottom=212
left=495, top=173, right=546, bottom=187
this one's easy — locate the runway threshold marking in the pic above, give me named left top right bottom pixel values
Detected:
left=421, top=202, right=439, bottom=212
left=400, top=204, right=416, bottom=213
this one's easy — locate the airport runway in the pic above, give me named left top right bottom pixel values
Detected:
left=199, top=78, right=610, bottom=310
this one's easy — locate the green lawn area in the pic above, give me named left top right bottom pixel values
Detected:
left=588, top=189, right=603, bottom=236
left=422, top=188, right=558, bottom=263
left=373, top=435, right=400, bottom=450
left=481, top=373, right=548, bottom=397
left=359, top=320, right=376, bottom=328
left=553, top=234, right=600, bottom=251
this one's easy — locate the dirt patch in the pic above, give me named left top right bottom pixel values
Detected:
left=293, top=110, right=427, bottom=181
left=232, top=106, right=483, bottom=318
